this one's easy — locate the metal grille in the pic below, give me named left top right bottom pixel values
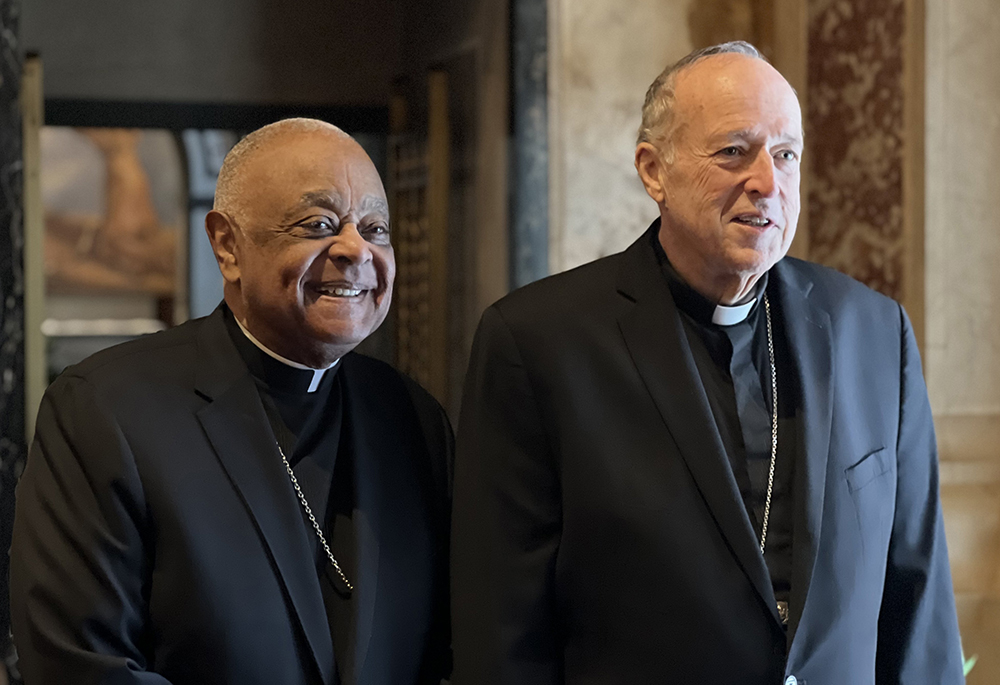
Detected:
left=388, top=135, right=433, bottom=388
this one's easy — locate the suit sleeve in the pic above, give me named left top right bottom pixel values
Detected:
left=451, top=305, right=562, bottom=685
left=875, top=306, right=964, bottom=684
left=10, top=374, right=174, bottom=684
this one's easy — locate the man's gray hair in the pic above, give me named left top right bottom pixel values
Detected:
left=214, top=118, right=349, bottom=220
left=636, top=41, right=766, bottom=160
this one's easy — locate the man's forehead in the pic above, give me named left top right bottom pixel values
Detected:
left=676, top=52, right=774, bottom=85
left=241, top=133, right=384, bottom=203
left=674, top=55, right=801, bottom=132
left=248, top=129, right=361, bottom=173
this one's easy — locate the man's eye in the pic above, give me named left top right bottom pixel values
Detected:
left=297, top=217, right=337, bottom=233
left=776, top=150, right=799, bottom=162
left=719, top=146, right=742, bottom=157
left=363, top=224, right=391, bottom=241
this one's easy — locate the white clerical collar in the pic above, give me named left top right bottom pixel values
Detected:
left=710, top=278, right=768, bottom=326
left=711, top=298, right=757, bottom=326
left=235, top=318, right=338, bottom=393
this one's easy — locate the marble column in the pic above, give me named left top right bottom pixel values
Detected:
left=0, top=0, right=23, bottom=668
left=510, top=0, right=549, bottom=287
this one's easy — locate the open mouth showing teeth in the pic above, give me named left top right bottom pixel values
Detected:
left=734, top=216, right=771, bottom=227
left=314, top=286, right=365, bottom=297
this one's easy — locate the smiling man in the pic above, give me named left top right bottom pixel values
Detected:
left=453, top=43, right=964, bottom=684
left=11, top=119, right=453, bottom=685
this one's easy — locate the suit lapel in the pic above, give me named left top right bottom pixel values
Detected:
left=616, top=230, right=781, bottom=626
left=193, top=309, right=335, bottom=684
left=773, top=261, right=833, bottom=647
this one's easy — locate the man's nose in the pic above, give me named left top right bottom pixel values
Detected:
left=745, top=150, right=778, bottom=198
left=329, top=223, right=374, bottom=264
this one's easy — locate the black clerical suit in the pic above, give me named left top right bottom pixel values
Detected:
left=659, top=257, right=797, bottom=617
left=11, top=306, right=453, bottom=685
left=452, top=223, right=964, bottom=684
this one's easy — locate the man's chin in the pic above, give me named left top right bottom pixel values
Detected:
left=727, top=243, right=786, bottom=275
left=309, top=318, right=384, bottom=350
left=724, top=256, right=770, bottom=279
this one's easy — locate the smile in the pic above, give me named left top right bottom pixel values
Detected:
left=733, top=215, right=772, bottom=228
left=312, top=284, right=367, bottom=298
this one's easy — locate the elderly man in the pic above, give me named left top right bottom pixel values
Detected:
left=11, top=119, right=452, bottom=685
left=452, top=42, right=963, bottom=684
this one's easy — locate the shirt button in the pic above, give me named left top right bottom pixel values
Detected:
left=784, top=677, right=798, bottom=685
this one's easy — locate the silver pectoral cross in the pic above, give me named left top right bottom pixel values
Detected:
left=777, top=600, right=789, bottom=625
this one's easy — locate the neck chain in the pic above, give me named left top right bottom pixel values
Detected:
left=761, top=294, right=788, bottom=626
left=759, top=293, right=778, bottom=555
left=277, top=444, right=354, bottom=592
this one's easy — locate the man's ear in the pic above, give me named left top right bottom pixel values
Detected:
left=205, top=210, right=241, bottom=284
left=635, top=142, right=668, bottom=205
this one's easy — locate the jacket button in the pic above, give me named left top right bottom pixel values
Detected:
left=784, top=677, right=798, bottom=685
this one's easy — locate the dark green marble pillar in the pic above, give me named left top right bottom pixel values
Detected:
left=0, top=0, right=23, bottom=675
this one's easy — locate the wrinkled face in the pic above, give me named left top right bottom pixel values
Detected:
left=229, top=132, right=394, bottom=363
left=658, top=54, right=803, bottom=281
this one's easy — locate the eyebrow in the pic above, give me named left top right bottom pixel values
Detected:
left=720, top=128, right=804, bottom=148
left=360, top=195, right=390, bottom=215
left=284, top=191, right=390, bottom=221
left=284, top=191, right=344, bottom=221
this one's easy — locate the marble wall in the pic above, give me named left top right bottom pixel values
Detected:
left=806, top=0, right=907, bottom=301
left=547, top=0, right=691, bottom=273
left=0, top=0, right=23, bottom=670
left=924, top=0, right=1000, bottom=680
left=924, top=0, right=1000, bottom=417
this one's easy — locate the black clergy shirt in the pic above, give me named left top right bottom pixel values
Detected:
left=652, top=235, right=798, bottom=620
left=225, top=307, right=351, bottom=681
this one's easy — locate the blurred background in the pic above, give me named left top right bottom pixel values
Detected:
left=0, top=0, right=997, bottom=681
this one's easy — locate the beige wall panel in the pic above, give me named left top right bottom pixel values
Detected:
left=937, top=415, right=1000, bottom=682
left=942, top=480, right=1000, bottom=593
left=925, top=0, right=1000, bottom=415
left=548, top=0, right=692, bottom=273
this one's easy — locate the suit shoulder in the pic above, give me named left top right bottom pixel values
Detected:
left=342, top=353, right=445, bottom=415
left=342, top=353, right=453, bottom=487
left=58, top=316, right=203, bottom=389
left=782, top=257, right=900, bottom=315
left=491, top=253, right=622, bottom=323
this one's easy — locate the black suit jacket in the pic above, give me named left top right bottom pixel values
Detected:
left=11, top=308, right=453, bottom=685
left=452, top=227, right=963, bottom=684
